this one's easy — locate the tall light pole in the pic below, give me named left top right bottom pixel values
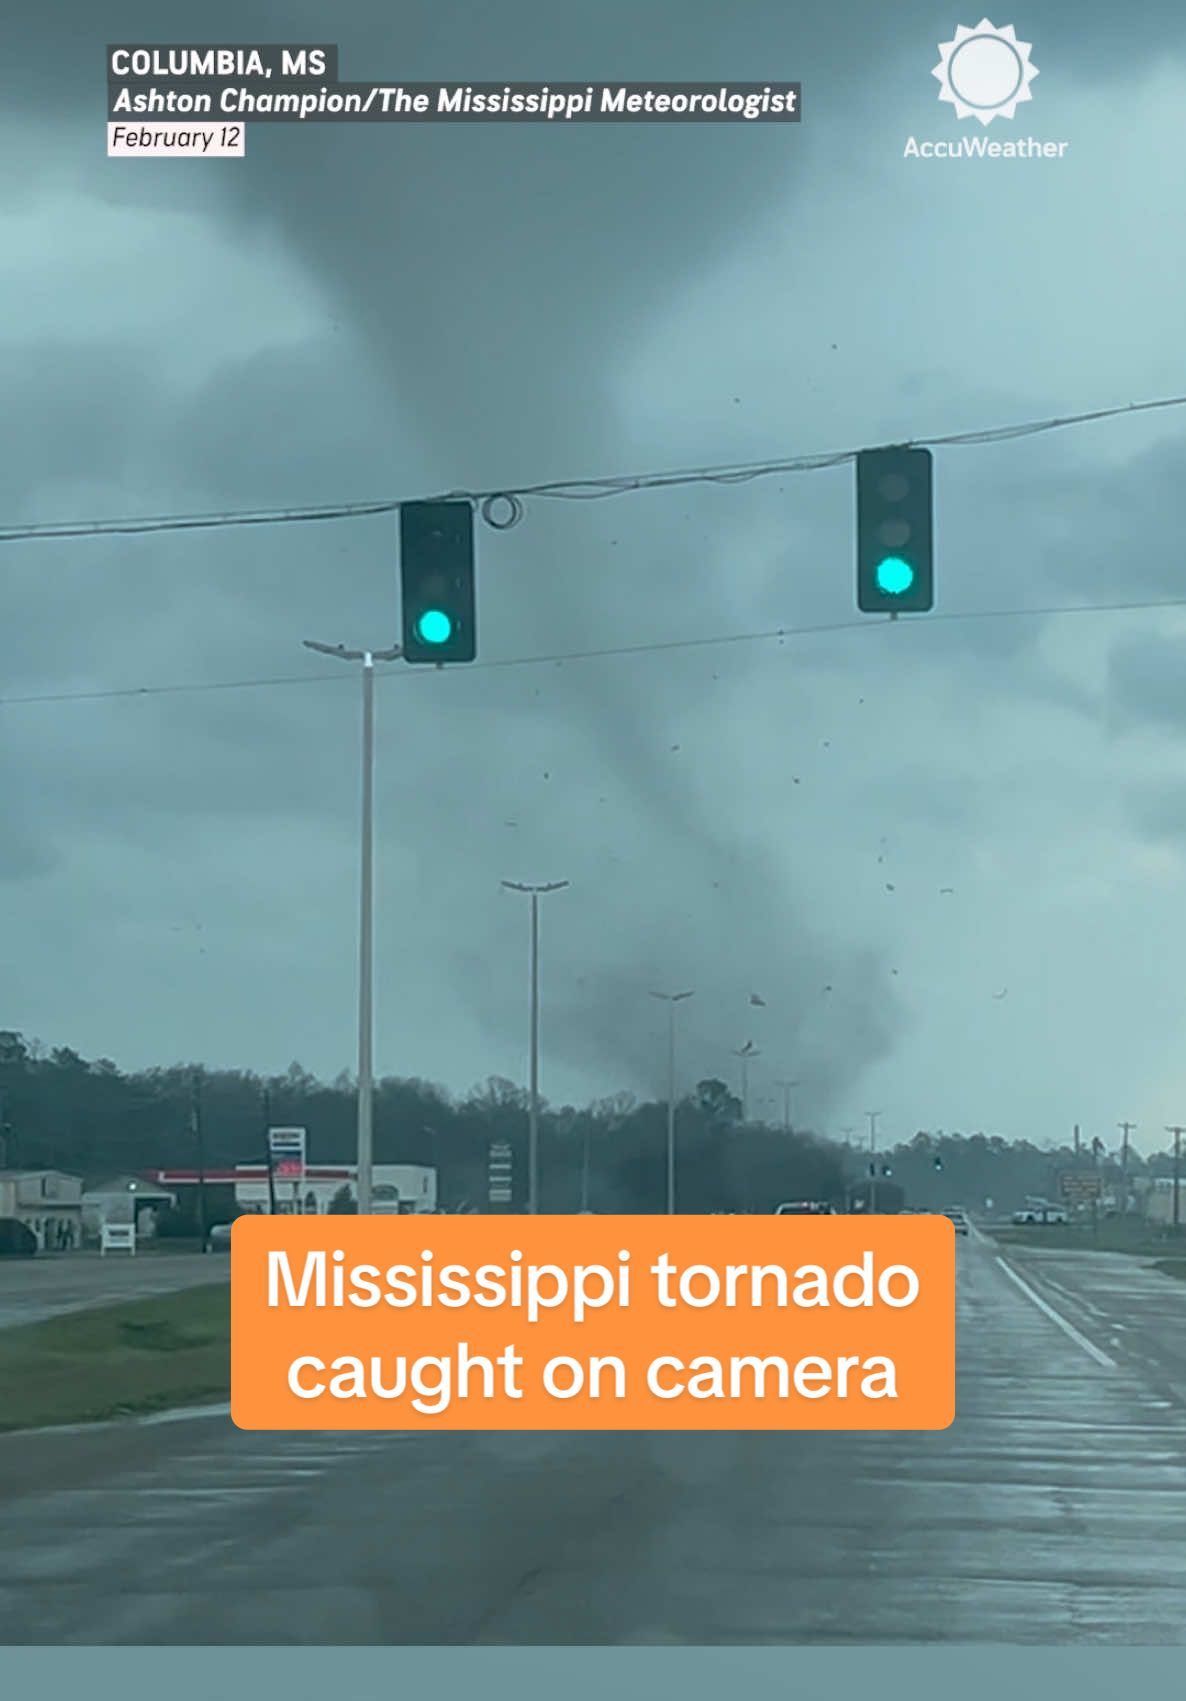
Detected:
left=502, top=879, right=569, bottom=1213
left=732, top=1041, right=759, bottom=1122
left=866, top=1110, right=882, bottom=1214
left=651, top=990, right=694, bottom=1214
left=775, top=1079, right=800, bottom=1135
left=304, top=640, right=401, bottom=1213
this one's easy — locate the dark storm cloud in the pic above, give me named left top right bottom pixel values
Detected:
left=0, top=340, right=167, bottom=505
left=8, top=0, right=1186, bottom=1118
left=1108, top=631, right=1186, bottom=732
left=1035, top=432, right=1186, bottom=603
left=1128, top=782, right=1186, bottom=846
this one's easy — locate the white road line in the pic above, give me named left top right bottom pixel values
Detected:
left=994, top=1255, right=1116, bottom=1369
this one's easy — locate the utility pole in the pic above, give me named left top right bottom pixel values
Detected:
left=0, top=1089, right=11, bottom=1171
left=191, top=1070, right=207, bottom=1251
left=303, top=640, right=401, bottom=1213
left=651, top=990, right=694, bottom=1214
left=1118, top=1121, right=1136, bottom=1218
left=1073, top=1123, right=1081, bottom=1160
left=867, top=1110, right=881, bottom=1213
left=502, top=880, right=569, bottom=1213
left=1167, top=1126, right=1185, bottom=1234
left=262, top=1085, right=277, bottom=1216
left=580, top=1118, right=591, bottom=1214
left=775, top=1080, right=799, bottom=1135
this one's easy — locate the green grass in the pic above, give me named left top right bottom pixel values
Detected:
left=1152, top=1259, right=1186, bottom=1283
left=989, top=1221, right=1185, bottom=1258
left=0, top=1282, right=230, bottom=1433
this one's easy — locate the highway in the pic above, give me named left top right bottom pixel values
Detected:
left=3, top=1229, right=1186, bottom=1644
left=0, top=1250, right=231, bottom=1329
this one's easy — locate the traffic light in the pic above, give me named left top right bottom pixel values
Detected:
left=933, top=1156, right=944, bottom=1172
left=399, top=500, right=476, bottom=663
left=856, top=446, right=933, bottom=613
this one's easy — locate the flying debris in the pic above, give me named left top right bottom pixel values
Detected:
left=885, top=883, right=896, bottom=893
left=940, top=887, right=955, bottom=895
left=670, top=744, right=681, bottom=752
left=993, top=989, right=1008, bottom=1000
left=823, top=984, right=833, bottom=993
left=749, top=994, right=767, bottom=1008
left=793, top=777, right=801, bottom=785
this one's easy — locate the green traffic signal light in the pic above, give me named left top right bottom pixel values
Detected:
left=399, top=500, right=477, bottom=663
left=856, top=447, right=934, bottom=613
left=415, top=609, right=455, bottom=646
left=875, top=556, right=915, bottom=597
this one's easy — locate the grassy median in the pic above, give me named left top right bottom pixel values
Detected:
left=988, top=1221, right=1185, bottom=1258
left=0, top=1282, right=230, bottom=1433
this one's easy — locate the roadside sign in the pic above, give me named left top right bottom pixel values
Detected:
left=101, top=1222, right=135, bottom=1256
left=488, top=1140, right=513, bottom=1208
left=269, top=1126, right=306, bottom=1181
left=1059, top=1171, right=1102, bottom=1202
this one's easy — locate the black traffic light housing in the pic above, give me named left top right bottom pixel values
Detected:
left=399, top=500, right=476, bottom=663
left=856, top=445, right=933, bottom=613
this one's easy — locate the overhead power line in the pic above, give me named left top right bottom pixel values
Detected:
left=6, top=590, right=1186, bottom=710
left=1, top=392, right=1183, bottom=546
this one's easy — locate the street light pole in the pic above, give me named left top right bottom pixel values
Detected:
left=651, top=990, right=694, bottom=1215
left=502, top=879, right=569, bottom=1214
left=304, top=640, right=401, bottom=1214
left=732, top=1041, right=759, bottom=1122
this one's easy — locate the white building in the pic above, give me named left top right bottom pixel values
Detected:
left=149, top=1162, right=437, bottom=1215
left=82, top=1176, right=178, bottom=1241
left=1136, top=1176, right=1185, bottom=1225
left=0, top=1169, right=84, bottom=1250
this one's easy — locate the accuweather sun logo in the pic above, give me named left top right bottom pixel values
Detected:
left=904, top=18, right=1065, bottom=160
left=932, top=20, right=1038, bottom=125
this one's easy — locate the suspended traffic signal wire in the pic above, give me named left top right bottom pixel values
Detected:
left=7, top=590, right=1186, bottom=709
left=1, top=392, right=1184, bottom=545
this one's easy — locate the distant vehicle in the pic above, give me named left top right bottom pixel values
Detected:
left=1012, top=1204, right=1068, bottom=1226
left=775, top=1201, right=836, bottom=1215
left=206, top=1223, right=233, bottom=1251
left=942, top=1207, right=970, bottom=1236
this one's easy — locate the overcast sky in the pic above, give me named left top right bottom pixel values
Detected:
left=4, top=2, right=1186, bottom=1153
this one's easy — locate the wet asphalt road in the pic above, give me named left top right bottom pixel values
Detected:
left=3, top=1230, right=1186, bottom=1644
left=0, top=1251, right=231, bottom=1329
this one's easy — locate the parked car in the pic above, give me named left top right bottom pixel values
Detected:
left=0, top=1217, right=37, bottom=1257
left=942, top=1207, right=970, bottom=1235
left=1012, top=1204, right=1068, bottom=1225
left=206, top=1222, right=233, bottom=1251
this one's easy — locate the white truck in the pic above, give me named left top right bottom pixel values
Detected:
left=1011, top=1198, right=1068, bottom=1225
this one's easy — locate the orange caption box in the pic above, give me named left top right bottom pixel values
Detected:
left=231, top=1214, right=955, bottom=1431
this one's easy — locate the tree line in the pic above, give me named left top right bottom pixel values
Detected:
left=1, top=1030, right=1178, bottom=1216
